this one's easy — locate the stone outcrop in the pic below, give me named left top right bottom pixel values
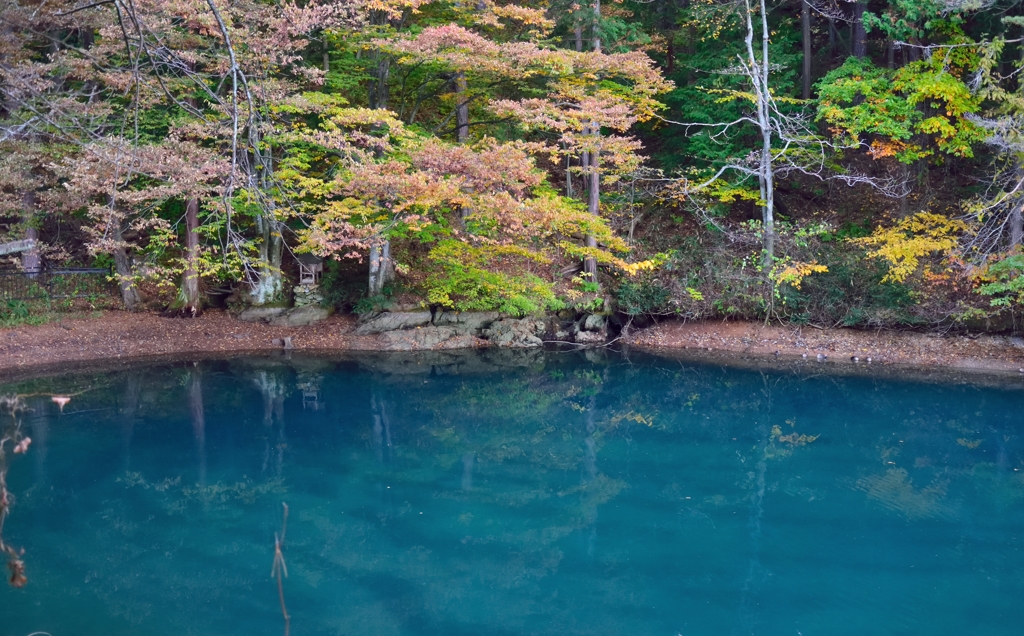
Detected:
left=574, top=329, right=606, bottom=344
left=239, top=305, right=331, bottom=327
left=433, top=310, right=501, bottom=332
left=270, top=305, right=331, bottom=327
left=355, top=311, right=433, bottom=335
left=354, top=309, right=550, bottom=350
left=378, top=326, right=479, bottom=351
left=238, top=306, right=287, bottom=323
left=350, top=308, right=612, bottom=350
left=482, top=318, right=546, bottom=348
left=583, top=313, right=607, bottom=332
left=572, top=312, right=608, bottom=345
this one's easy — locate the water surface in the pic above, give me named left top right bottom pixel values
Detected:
left=2, top=349, right=1023, bottom=635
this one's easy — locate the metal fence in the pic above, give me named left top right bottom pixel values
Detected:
left=0, top=267, right=117, bottom=302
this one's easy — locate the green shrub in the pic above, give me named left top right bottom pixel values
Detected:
left=617, top=279, right=671, bottom=316
left=977, top=254, right=1024, bottom=307
left=425, top=240, right=563, bottom=316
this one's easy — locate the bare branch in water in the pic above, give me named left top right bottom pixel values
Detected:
left=271, top=502, right=290, bottom=636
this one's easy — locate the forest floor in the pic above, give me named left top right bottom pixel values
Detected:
left=1, top=309, right=1023, bottom=377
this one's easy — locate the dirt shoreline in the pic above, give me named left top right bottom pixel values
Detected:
left=624, top=319, right=1024, bottom=374
left=0, top=310, right=376, bottom=376
left=1, top=310, right=1023, bottom=379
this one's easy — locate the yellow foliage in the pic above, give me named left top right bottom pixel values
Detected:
left=855, top=212, right=968, bottom=283
left=770, top=260, right=828, bottom=290
left=621, top=258, right=661, bottom=275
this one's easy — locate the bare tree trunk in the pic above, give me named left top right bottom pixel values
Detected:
left=852, top=2, right=867, bottom=58
left=182, top=197, right=202, bottom=315
left=801, top=0, right=811, bottom=100
left=743, top=0, right=775, bottom=270
left=1012, top=204, right=1024, bottom=248
left=898, top=163, right=911, bottom=218
left=887, top=38, right=895, bottom=69
left=453, top=72, right=469, bottom=143
left=20, top=191, right=40, bottom=277
left=575, top=25, right=583, bottom=52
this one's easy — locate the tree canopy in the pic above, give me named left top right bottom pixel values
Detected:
left=3, top=0, right=1024, bottom=327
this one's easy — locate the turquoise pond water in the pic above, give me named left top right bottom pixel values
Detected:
left=1, top=349, right=1023, bottom=635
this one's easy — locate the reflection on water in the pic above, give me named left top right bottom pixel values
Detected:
left=1, top=349, right=1024, bottom=636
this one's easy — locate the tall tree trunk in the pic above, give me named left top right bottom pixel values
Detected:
left=368, top=239, right=394, bottom=296
left=366, top=23, right=395, bottom=298
left=575, top=25, right=583, bottom=52
left=566, top=151, right=574, bottom=198
left=583, top=128, right=600, bottom=283
left=908, top=45, right=921, bottom=63
left=582, top=0, right=601, bottom=288
left=801, top=0, right=811, bottom=99
left=369, top=53, right=390, bottom=110
left=253, top=211, right=284, bottom=304
left=179, top=60, right=203, bottom=314
left=182, top=197, right=202, bottom=315
left=20, top=191, right=40, bottom=278
left=852, top=2, right=867, bottom=59
left=453, top=72, right=469, bottom=143
left=251, top=142, right=285, bottom=305
left=112, top=222, right=141, bottom=310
